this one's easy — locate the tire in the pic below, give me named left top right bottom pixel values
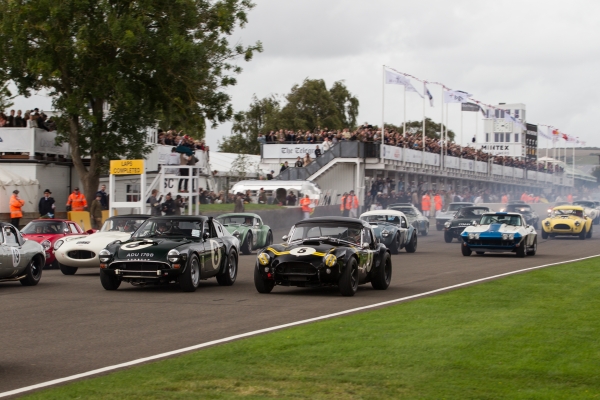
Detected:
left=594, top=217, right=599, bottom=225
left=241, top=233, right=252, bottom=255
left=541, top=230, right=548, bottom=239
left=216, top=250, right=238, bottom=286
left=265, top=231, right=273, bottom=247
left=461, top=244, right=472, bottom=257
left=390, top=234, right=400, bottom=255
left=339, top=257, right=359, bottom=296
left=586, top=225, right=593, bottom=239
left=59, top=263, right=78, bottom=275
left=516, top=238, right=527, bottom=257
left=100, top=269, right=121, bottom=290
left=254, top=265, right=275, bottom=293
left=20, top=256, right=43, bottom=286
left=444, top=232, right=453, bottom=243
left=405, top=232, right=417, bottom=253
left=51, top=260, right=60, bottom=270
left=527, top=237, right=537, bottom=256
left=371, top=253, right=392, bottom=290
left=420, top=223, right=429, bottom=236
left=436, top=223, right=443, bottom=231
left=579, top=228, right=586, bottom=240
left=179, top=254, right=201, bottom=292
left=476, top=251, right=485, bottom=255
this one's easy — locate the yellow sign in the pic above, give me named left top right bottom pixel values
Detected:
left=110, top=159, right=144, bottom=175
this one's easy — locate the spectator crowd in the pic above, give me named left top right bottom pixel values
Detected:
left=258, top=124, right=563, bottom=173
left=0, top=108, right=57, bottom=131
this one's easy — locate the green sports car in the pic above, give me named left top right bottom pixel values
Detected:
left=216, top=213, right=273, bottom=255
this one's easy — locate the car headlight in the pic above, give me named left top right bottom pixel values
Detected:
left=258, top=252, right=270, bottom=265
left=41, top=240, right=51, bottom=251
left=381, top=229, right=389, bottom=237
left=575, top=221, right=581, bottom=226
left=502, top=233, right=514, bottom=240
left=444, top=221, right=451, bottom=228
left=468, top=233, right=475, bottom=239
left=54, top=240, right=64, bottom=250
left=544, top=221, right=550, bottom=226
left=232, top=230, right=240, bottom=237
left=324, top=254, right=337, bottom=267
left=167, top=249, right=180, bottom=263
left=98, top=249, right=112, bottom=262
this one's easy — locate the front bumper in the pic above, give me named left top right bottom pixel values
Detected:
left=542, top=224, right=584, bottom=235
left=55, top=249, right=100, bottom=268
left=445, top=226, right=470, bottom=237
left=463, top=237, right=523, bottom=252
left=104, top=261, right=182, bottom=282
left=258, top=260, right=343, bottom=287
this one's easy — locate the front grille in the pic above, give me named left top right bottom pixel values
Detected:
left=67, top=250, right=96, bottom=259
left=111, top=262, right=165, bottom=271
left=469, top=239, right=514, bottom=246
left=276, top=262, right=317, bottom=276
left=554, top=224, right=571, bottom=230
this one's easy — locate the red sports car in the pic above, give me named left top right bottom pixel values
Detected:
left=21, top=219, right=92, bottom=269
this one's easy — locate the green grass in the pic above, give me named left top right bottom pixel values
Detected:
left=25, top=259, right=600, bottom=399
left=198, top=203, right=284, bottom=213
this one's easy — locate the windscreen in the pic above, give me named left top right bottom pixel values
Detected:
left=133, top=219, right=204, bottom=239
left=391, top=207, right=416, bottom=216
left=21, top=221, right=68, bottom=234
left=101, top=218, right=147, bottom=233
left=574, top=201, right=594, bottom=208
left=448, top=203, right=470, bottom=212
left=479, top=214, right=522, bottom=226
left=552, top=209, right=583, bottom=217
left=217, top=216, right=253, bottom=226
left=290, top=222, right=362, bottom=245
left=457, top=208, right=488, bottom=218
left=506, top=205, right=532, bottom=213
left=361, top=215, right=401, bottom=224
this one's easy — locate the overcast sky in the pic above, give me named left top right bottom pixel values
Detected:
left=12, top=0, right=600, bottom=150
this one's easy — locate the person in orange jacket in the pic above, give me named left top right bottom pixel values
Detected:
left=501, top=193, right=508, bottom=204
left=300, top=194, right=312, bottom=220
left=340, top=193, right=348, bottom=217
left=567, top=193, right=573, bottom=203
left=10, top=189, right=25, bottom=227
left=345, top=190, right=359, bottom=218
left=433, top=192, right=443, bottom=217
left=66, top=187, right=88, bottom=211
left=421, top=191, right=431, bottom=218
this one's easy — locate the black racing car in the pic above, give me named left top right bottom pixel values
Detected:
left=502, top=203, right=539, bottom=229
left=254, top=217, right=392, bottom=296
left=99, top=216, right=240, bottom=292
left=443, top=206, right=491, bottom=243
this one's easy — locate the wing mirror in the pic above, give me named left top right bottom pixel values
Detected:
left=254, top=223, right=260, bottom=228
left=282, top=235, right=289, bottom=241
left=472, top=220, right=478, bottom=226
left=202, top=231, right=210, bottom=241
left=63, top=228, right=70, bottom=234
left=361, top=242, right=370, bottom=249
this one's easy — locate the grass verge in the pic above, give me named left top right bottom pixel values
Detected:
left=25, top=259, right=600, bottom=399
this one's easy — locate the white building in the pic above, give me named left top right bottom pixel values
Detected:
left=481, top=103, right=532, bottom=159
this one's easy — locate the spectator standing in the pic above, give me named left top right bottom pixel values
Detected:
left=14, top=110, right=24, bottom=127
left=89, top=194, right=103, bottom=229
left=174, top=195, right=186, bottom=215
left=147, top=189, right=163, bottom=216
left=267, top=170, right=274, bottom=180
left=179, top=152, right=190, bottom=192
left=314, top=145, right=322, bottom=158
left=96, top=184, right=109, bottom=210
left=340, top=192, right=348, bottom=216
left=346, top=190, right=359, bottom=218
left=166, top=147, right=180, bottom=174
left=6, top=110, right=15, bottom=127
left=66, top=187, right=88, bottom=211
left=421, top=192, right=431, bottom=218
left=434, top=192, right=443, bottom=217
left=280, top=161, right=289, bottom=173
left=10, top=190, right=25, bottom=228
left=323, top=138, right=331, bottom=152
left=258, top=188, right=268, bottom=204
left=300, top=194, right=312, bottom=220
left=294, top=156, right=304, bottom=167
left=161, top=193, right=176, bottom=215
left=38, top=189, right=56, bottom=218
left=234, top=192, right=245, bottom=213
left=286, top=191, right=297, bottom=206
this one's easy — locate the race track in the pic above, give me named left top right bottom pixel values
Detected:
left=1, top=226, right=598, bottom=396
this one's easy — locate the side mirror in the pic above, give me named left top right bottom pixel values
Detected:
left=361, top=242, right=369, bottom=249
left=282, top=235, right=289, bottom=241
left=472, top=220, right=478, bottom=226
left=254, top=223, right=260, bottom=228
left=64, top=228, right=70, bottom=234
left=202, top=231, right=210, bottom=241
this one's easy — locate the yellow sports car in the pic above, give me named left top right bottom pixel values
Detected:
left=541, top=205, right=592, bottom=240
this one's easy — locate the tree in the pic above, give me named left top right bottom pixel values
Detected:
left=218, top=95, right=280, bottom=154
left=0, top=82, right=13, bottom=111
left=0, top=0, right=261, bottom=205
left=329, top=80, right=359, bottom=128
left=385, top=119, right=456, bottom=142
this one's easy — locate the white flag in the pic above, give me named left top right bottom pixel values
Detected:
left=443, top=90, right=472, bottom=103
left=504, top=112, right=526, bottom=131
left=385, top=69, right=423, bottom=97
left=538, top=127, right=552, bottom=140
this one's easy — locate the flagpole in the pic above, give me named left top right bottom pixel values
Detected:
left=403, top=85, right=406, bottom=141
left=381, top=65, right=385, bottom=164
left=440, top=86, right=444, bottom=171
left=422, top=81, right=426, bottom=168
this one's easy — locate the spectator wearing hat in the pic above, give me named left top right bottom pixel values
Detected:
left=38, top=189, right=56, bottom=218
left=89, top=194, right=103, bottom=229
left=10, top=190, right=25, bottom=227
left=66, top=187, right=88, bottom=211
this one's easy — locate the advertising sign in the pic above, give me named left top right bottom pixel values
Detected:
left=110, top=160, right=144, bottom=175
left=262, top=144, right=318, bottom=159
left=382, top=145, right=403, bottom=161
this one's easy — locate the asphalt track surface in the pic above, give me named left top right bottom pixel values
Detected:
left=1, top=225, right=599, bottom=396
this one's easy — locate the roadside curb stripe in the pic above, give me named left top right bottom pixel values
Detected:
left=2, top=254, right=599, bottom=398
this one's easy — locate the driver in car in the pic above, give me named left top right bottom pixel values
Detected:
left=156, top=222, right=170, bottom=234
left=244, top=217, right=253, bottom=225
left=345, top=228, right=362, bottom=244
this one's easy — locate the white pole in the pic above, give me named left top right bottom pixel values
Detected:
left=381, top=65, right=385, bottom=164
left=403, top=85, right=406, bottom=141
left=422, top=81, right=426, bottom=167
left=440, top=86, right=444, bottom=170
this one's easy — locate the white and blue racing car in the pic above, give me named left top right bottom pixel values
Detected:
left=461, top=212, right=537, bottom=257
